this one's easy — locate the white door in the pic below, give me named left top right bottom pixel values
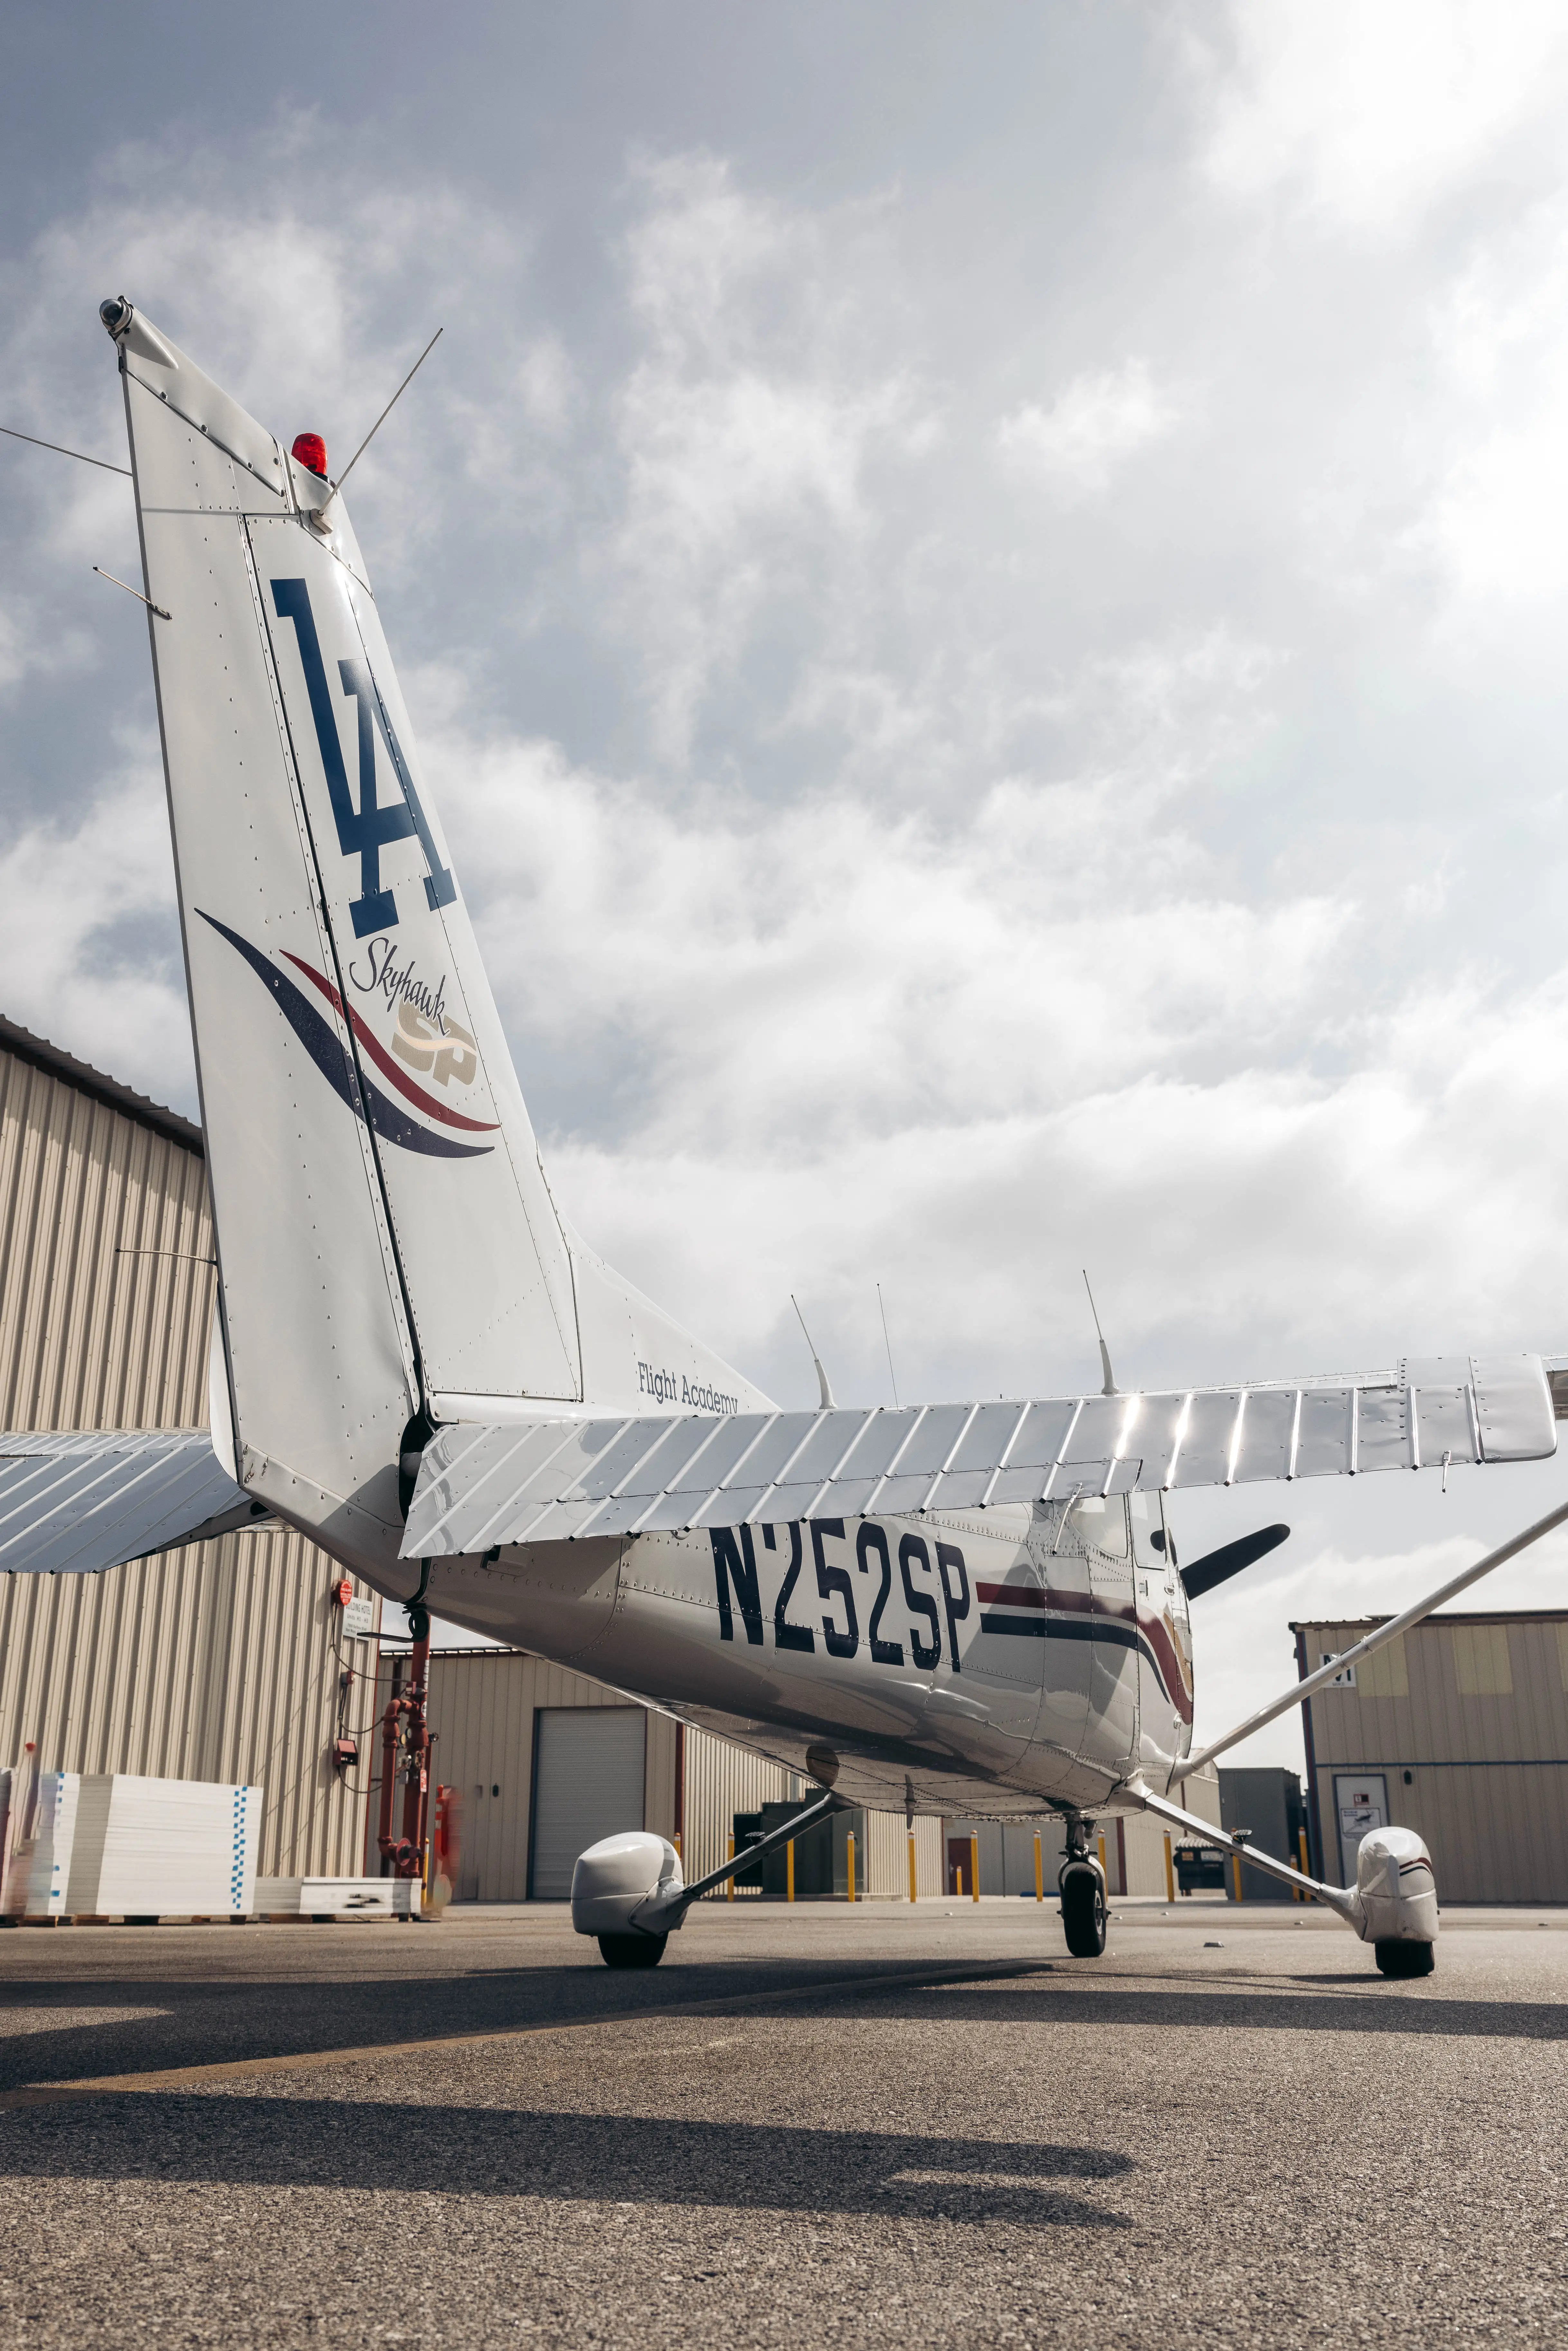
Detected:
left=530, top=1709, right=646, bottom=1899
left=1334, top=1773, right=1388, bottom=1888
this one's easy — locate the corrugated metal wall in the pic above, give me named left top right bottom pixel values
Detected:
left=1300, top=1611, right=1568, bottom=1901
left=1, top=1037, right=213, bottom=1434
left=0, top=1031, right=377, bottom=1883
left=862, top=1808, right=942, bottom=1899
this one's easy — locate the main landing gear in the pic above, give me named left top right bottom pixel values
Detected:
left=1059, top=1819, right=1108, bottom=1959
left=1375, top=1938, right=1435, bottom=1979
left=598, top=1932, right=668, bottom=1970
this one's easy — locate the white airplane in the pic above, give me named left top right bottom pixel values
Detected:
left=5, top=299, right=1566, bottom=1978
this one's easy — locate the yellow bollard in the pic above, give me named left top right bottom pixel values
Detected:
left=847, top=1830, right=856, bottom=1904
left=1096, top=1830, right=1107, bottom=1887
left=727, top=1831, right=735, bottom=1901
left=1232, top=1849, right=1244, bottom=1903
left=955, top=1864, right=964, bottom=1897
left=908, top=1832, right=918, bottom=1905
left=1298, top=1827, right=1312, bottom=1901
left=1033, top=1831, right=1043, bottom=1903
left=787, top=1839, right=795, bottom=1904
left=970, top=1831, right=980, bottom=1904
left=1163, top=1832, right=1175, bottom=1905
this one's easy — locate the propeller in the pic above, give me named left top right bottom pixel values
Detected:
left=1162, top=1522, right=1290, bottom=1600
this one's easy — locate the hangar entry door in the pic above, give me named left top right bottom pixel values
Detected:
left=1334, top=1772, right=1388, bottom=1889
left=530, top=1708, right=646, bottom=1899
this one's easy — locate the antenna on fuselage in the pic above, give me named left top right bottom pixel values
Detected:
left=791, top=1295, right=837, bottom=1410
left=1081, top=1269, right=1116, bottom=1397
left=877, top=1282, right=900, bottom=1408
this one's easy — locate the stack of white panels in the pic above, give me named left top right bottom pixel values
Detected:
left=1, top=1772, right=80, bottom=1917
left=63, top=1775, right=263, bottom=1917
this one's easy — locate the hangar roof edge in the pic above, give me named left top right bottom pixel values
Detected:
left=1292, top=1609, right=1568, bottom=1629
left=0, top=1013, right=202, bottom=1156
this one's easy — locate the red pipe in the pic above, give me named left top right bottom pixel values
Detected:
left=377, top=1634, right=435, bottom=1882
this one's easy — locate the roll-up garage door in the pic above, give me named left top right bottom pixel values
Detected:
left=530, top=1708, right=647, bottom=1898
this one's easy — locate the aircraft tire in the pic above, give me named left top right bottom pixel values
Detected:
left=597, top=1932, right=668, bottom=1970
left=1374, top=1938, right=1434, bottom=1979
left=1060, top=1869, right=1107, bottom=1958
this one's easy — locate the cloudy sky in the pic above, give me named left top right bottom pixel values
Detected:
left=5, top=3, right=1568, bottom=1764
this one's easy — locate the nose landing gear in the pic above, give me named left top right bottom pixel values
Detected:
left=1060, top=1819, right=1108, bottom=1958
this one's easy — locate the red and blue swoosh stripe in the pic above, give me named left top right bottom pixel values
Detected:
left=199, top=912, right=495, bottom=1160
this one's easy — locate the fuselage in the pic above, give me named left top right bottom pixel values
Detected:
left=401, top=1486, right=1194, bottom=1823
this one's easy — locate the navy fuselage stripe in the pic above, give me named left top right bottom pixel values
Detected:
left=979, top=1608, right=1174, bottom=1703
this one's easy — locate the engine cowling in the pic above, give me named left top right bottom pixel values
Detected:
left=570, top=1831, right=685, bottom=1939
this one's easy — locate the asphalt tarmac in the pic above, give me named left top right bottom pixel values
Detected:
left=0, top=1897, right=1564, bottom=2348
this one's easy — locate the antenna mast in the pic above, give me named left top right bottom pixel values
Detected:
left=791, top=1295, right=837, bottom=1411
left=877, top=1282, right=900, bottom=1408
left=1082, top=1269, right=1117, bottom=1397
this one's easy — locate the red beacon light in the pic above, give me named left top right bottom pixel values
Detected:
left=292, top=432, right=328, bottom=478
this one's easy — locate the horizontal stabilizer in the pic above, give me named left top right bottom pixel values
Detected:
left=402, top=1351, right=1556, bottom=1556
left=0, top=1431, right=268, bottom=1575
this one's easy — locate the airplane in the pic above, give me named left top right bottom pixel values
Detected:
left=5, top=297, right=1566, bottom=1981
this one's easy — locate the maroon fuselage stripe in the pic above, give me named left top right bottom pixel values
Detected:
left=975, top=1579, right=1194, bottom=1724
left=281, top=954, right=499, bottom=1132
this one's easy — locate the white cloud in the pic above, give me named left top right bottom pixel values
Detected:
left=425, top=692, right=1568, bottom=1428
left=1417, top=196, right=1568, bottom=603
left=1191, top=0, right=1568, bottom=235
left=0, top=598, right=94, bottom=697
left=0, top=748, right=188, bottom=1101
left=997, top=361, right=1180, bottom=499
left=608, top=154, right=934, bottom=759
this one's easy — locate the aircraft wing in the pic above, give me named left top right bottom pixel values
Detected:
left=401, top=1352, right=1560, bottom=1557
left=0, top=1429, right=269, bottom=1574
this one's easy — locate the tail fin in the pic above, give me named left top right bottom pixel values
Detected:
left=106, top=301, right=763, bottom=1567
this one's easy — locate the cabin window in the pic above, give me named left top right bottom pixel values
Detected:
left=1066, top=1494, right=1128, bottom=1559
left=1128, top=1490, right=1165, bottom=1571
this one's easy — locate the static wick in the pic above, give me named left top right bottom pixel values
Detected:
left=2, top=422, right=130, bottom=477
left=93, top=566, right=169, bottom=620
left=114, top=1246, right=216, bottom=1267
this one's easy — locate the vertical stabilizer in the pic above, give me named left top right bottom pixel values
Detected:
left=107, top=299, right=583, bottom=1568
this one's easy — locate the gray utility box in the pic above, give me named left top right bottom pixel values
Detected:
left=1218, top=1766, right=1309, bottom=1902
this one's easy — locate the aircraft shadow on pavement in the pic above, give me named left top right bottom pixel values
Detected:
left=0, top=1962, right=1561, bottom=2095
left=889, top=1981, right=1568, bottom=2040
left=0, top=2098, right=1133, bottom=2227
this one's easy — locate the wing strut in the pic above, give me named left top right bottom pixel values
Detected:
left=1129, top=1784, right=1356, bottom=1921
left=634, top=1788, right=847, bottom=1931
left=1169, top=1493, right=1568, bottom=1784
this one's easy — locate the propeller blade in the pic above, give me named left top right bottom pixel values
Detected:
left=1180, top=1522, right=1290, bottom=1600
